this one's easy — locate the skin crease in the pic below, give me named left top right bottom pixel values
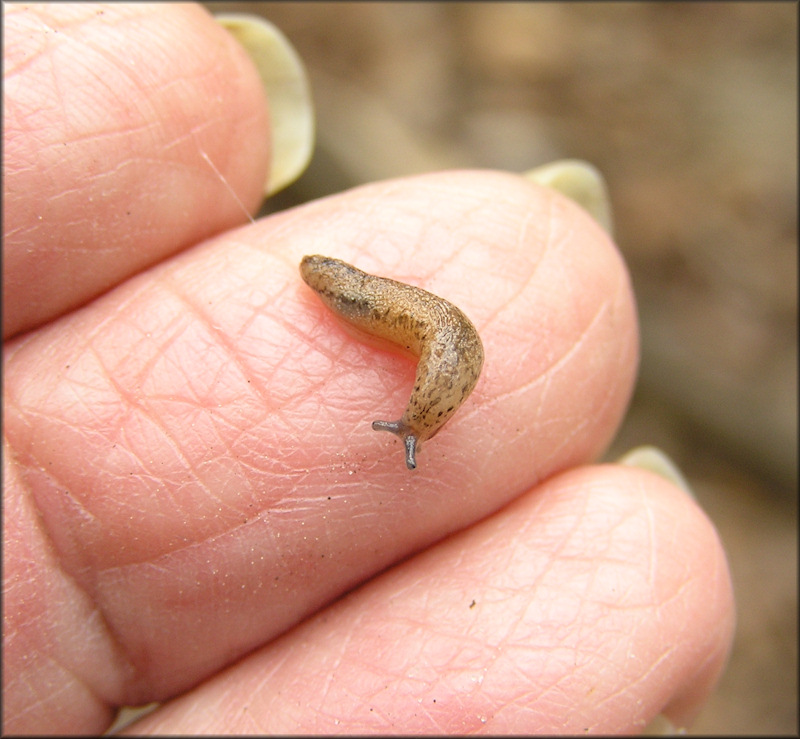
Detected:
left=3, top=3, right=736, bottom=735
left=300, top=255, right=485, bottom=470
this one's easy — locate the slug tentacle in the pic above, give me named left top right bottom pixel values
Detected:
left=371, top=419, right=418, bottom=469
left=300, top=255, right=484, bottom=469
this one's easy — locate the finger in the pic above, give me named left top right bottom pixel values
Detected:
left=3, top=3, right=270, bottom=338
left=126, top=465, right=735, bottom=734
left=3, top=170, right=637, bottom=733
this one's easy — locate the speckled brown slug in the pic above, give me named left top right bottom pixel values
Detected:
left=300, top=255, right=484, bottom=470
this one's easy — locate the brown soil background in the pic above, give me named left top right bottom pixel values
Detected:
left=208, top=3, right=797, bottom=734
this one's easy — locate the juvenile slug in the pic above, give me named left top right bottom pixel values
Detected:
left=300, top=255, right=484, bottom=470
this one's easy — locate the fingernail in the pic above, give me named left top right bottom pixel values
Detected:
left=216, top=14, right=315, bottom=195
left=106, top=702, right=160, bottom=733
left=617, top=446, right=695, bottom=499
left=523, top=159, right=613, bottom=235
left=642, top=713, right=687, bottom=735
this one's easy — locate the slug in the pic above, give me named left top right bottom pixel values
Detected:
left=300, top=255, right=484, bottom=470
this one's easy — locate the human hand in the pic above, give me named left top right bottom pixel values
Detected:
left=3, top=4, right=734, bottom=734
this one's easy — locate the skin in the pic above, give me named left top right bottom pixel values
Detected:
left=300, top=255, right=484, bottom=469
left=3, top=4, right=735, bottom=735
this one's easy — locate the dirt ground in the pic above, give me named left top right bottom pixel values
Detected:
left=208, top=3, right=797, bottom=733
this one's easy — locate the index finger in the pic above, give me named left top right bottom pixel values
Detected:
left=2, top=2, right=270, bottom=338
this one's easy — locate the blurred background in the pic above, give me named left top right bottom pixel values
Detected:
left=208, top=3, right=797, bottom=733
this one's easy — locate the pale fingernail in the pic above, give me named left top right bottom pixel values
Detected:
left=216, top=14, right=315, bottom=195
left=617, top=446, right=695, bottom=499
left=642, top=713, right=687, bottom=735
left=106, top=702, right=160, bottom=733
left=523, top=159, right=613, bottom=235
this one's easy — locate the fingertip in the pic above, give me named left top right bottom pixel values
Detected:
left=3, top=3, right=272, bottom=337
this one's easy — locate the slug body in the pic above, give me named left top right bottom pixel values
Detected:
left=300, top=255, right=484, bottom=469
